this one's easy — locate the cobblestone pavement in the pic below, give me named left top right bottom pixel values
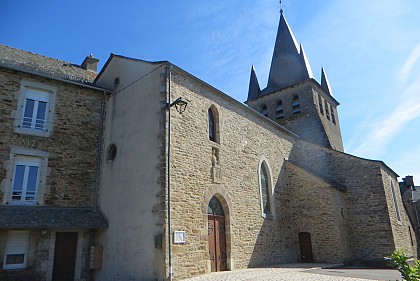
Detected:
left=182, top=264, right=401, bottom=281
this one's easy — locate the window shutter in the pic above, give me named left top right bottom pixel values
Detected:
left=3, top=231, right=29, bottom=270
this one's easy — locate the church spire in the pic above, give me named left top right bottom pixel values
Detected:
left=321, top=67, right=333, bottom=96
left=247, top=64, right=261, bottom=101
left=266, top=11, right=312, bottom=92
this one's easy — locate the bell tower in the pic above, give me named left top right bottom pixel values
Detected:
left=246, top=10, right=344, bottom=152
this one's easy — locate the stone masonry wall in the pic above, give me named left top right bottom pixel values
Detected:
left=168, top=70, right=298, bottom=280
left=285, top=161, right=351, bottom=263
left=381, top=169, right=417, bottom=259
left=0, top=68, right=102, bottom=207
left=247, top=80, right=343, bottom=152
left=289, top=140, right=416, bottom=264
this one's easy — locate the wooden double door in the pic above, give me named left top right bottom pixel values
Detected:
left=52, top=232, right=78, bottom=281
left=208, top=214, right=227, bottom=272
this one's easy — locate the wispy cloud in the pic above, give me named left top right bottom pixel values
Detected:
left=351, top=42, right=420, bottom=158
left=398, top=42, right=420, bottom=83
left=391, top=145, right=420, bottom=181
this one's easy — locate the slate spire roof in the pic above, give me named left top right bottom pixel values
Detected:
left=247, top=11, right=318, bottom=101
left=247, top=64, right=261, bottom=101
left=321, top=67, right=333, bottom=96
left=267, top=10, right=313, bottom=91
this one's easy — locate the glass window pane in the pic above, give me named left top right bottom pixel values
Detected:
left=208, top=196, right=224, bottom=216
left=35, top=101, right=47, bottom=130
left=6, top=254, right=24, bottom=265
left=27, top=166, right=38, bottom=192
left=13, top=165, right=25, bottom=192
left=23, top=99, right=35, bottom=128
left=260, top=165, right=271, bottom=214
left=209, top=109, right=215, bottom=141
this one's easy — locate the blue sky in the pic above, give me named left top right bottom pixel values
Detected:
left=2, top=0, right=420, bottom=181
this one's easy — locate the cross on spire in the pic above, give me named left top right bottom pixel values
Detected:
left=279, top=0, right=284, bottom=13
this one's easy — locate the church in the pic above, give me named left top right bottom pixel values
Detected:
left=0, top=9, right=416, bottom=281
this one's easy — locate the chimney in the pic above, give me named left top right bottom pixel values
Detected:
left=81, top=54, right=99, bottom=73
left=403, top=176, right=415, bottom=187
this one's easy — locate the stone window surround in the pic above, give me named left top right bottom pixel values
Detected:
left=13, top=79, right=57, bottom=138
left=389, top=176, right=402, bottom=223
left=46, top=229, right=83, bottom=281
left=258, top=159, right=275, bottom=219
left=1, top=146, right=50, bottom=206
left=208, top=104, right=221, bottom=144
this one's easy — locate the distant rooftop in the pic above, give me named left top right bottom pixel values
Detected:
left=0, top=44, right=97, bottom=85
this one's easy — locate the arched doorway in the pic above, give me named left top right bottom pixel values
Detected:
left=208, top=196, right=227, bottom=272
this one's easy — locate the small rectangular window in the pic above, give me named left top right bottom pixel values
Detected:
left=3, top=231, right=29, bottom=270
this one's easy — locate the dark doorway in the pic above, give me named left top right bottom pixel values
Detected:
left=208, top=196, right=227, bottom=272
left=52, top=232, right=78, bottom=281
left=298, top=232, right=313, bottom=263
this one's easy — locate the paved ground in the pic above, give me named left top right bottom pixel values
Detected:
left=182, top=264, right=402, bottom=281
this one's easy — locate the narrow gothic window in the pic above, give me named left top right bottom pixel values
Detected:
left=208, top=108, right=216, bottom=142
left=318, top=94, right=324, bottom=115
left=259, top=161, right=272, bottom=218
left=325, top=100, right=330, bottom=120
left=291, top=95, right=301, bottom=114
left=390, top=179, right=401, bottom=222
left=260, top=104, right=268, bottom=117
left=275, top=100, right=284, bottom=119
left=330, top=104, right=336, bottom=124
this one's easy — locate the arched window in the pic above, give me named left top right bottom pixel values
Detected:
left=260, top=104, right=268, bottom=117
left=292, top=95, right=301, bottom=114
left=208, top=106, right=219, bottom=143
left=259, top=161, right=272, bottom=218
left=275, top=100, right=284, bottom=119
left=208, top=196, right=224, bottom=216
left=208, top=108, right=216, bottom=142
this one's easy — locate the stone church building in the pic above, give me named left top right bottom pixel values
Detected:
left=0, top=10, right=417, bottom=281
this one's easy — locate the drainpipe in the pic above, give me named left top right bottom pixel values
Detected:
left=94, top=90, right=108, bottom=212
left=89, top=90, right=107, bottom=281
left=167, top=66, right=173, bottom=281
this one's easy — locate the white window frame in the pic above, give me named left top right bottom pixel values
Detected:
left=3, top=230, right=30, bottom=270
left=1, top=146, right=50, bottom=206
left=13, top=80, right=57, bottom=137
left=258, top=160, right=275, bottom=219
left=10, top=156, right=41, bottom=205
left=22, top=90, right=49, bottom=131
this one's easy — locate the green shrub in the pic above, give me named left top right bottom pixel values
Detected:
left=385, top=250, right=420, bottom=281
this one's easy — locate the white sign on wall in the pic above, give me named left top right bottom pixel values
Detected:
left=173, top=231, right=186, bottom=244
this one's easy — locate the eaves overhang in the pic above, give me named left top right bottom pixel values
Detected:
left=0, top=206, right=108, bottom=229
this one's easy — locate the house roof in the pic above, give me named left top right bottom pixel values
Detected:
left=0, top=44, right=97, bottom=85
left=0, top=206, right=108, bottom=229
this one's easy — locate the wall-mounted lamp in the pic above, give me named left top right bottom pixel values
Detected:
left=168, top=97, right=188, bottom=114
